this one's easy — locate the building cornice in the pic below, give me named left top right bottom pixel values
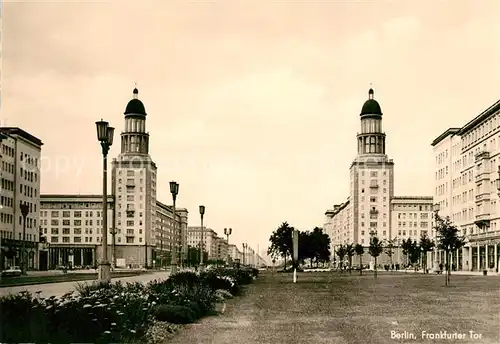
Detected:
left=0, top=127, right=43, bottom=147
left=457, top=99, right=500, bottom=136
left=391, top=196, right=433, bottom=201
left=431, top=128, right=461, bottom=146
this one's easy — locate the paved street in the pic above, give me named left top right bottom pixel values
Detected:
left=169, top=271, right=499, bottom=344
left=0, top=271, right=171, bottom=298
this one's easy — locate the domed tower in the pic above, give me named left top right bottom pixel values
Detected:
left=111, top=87, right=157, bottom=270
left=349, top=88, right=394, bottom=250
left=357, top=88, right=386, bottom=155
left=121, top=88, right=149, bottom=154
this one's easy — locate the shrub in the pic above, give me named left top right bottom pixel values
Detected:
left=0, top=267, right=257, bottom=344
left=153, top=304, right=197, bottom=324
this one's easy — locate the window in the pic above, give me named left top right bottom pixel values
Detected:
left=74, top=211, right=81, bottom=217
left=74, top=220, right=81, bottom=226
left=51, top=219, right=59, bottom=226
left=370, top=197, right=377, bottom=202
left=51, top=211, right=59, bottom=217
left=62, top=211, right=71, bottom=217
left=127, top=220, right=134, bottom=226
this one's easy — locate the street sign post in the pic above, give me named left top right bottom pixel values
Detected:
left=292, top=229, right=299, bottom=283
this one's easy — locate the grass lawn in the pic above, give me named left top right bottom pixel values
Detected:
left=0, top=271, right=144, bottom=287
left=167, top=271, right=500, bottom=344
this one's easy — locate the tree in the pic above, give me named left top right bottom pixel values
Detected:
left=335, top=245, right=346, bottom=271
left=385, top=238, right=396, bottom=271
left=408, top=240, right=421, bottom=270
left=345, top=244, right=355, bottom=274
left=298, top=230, right=312, bottom=266
left=419, top=233, right=435, bottom=273
left=435, top=213, right=465, bottom=286
left=268, top=222, right=294, bottom=269
left=354, top=244, right=364, bottom=275
left=401, top=238, right=413, bottom=266
left=369, top=235, right=384, bottom=278
left=317, top=230, right=331, bottom=266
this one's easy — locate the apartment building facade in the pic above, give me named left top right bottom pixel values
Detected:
left=0, top=128, right=43, bottom=270
left=39, top=196, right=187, bottom=269
left=432, top=99, right=500, bottom=272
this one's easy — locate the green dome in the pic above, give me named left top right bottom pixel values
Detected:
left=124, top=88, right=147, bottom=116
left=360, top=88, right=382, bottom=116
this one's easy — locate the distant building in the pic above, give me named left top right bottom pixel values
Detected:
left=324, top=89, right=433, bottom=266
left=187, top=226, right=219, bottom=260
left=39, top=195, right=187, bottom=269
left=0, top=127, right=43, bottom=270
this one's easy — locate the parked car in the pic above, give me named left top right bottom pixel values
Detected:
left=2, top=266, right=22, bottom=277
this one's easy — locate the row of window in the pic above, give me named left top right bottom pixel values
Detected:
left=462, top=113, right=500, bottom=149
left=2, top=144, right=15, bottom=158
left=19, top=183, right=37, bottom=198
left=397, top=212, right=429, bottom=219
left=19, top=152, right=38, bottom=166
left=0, top=230, right=36, bottom=241
left=42, top=210, right=103, bottom=217
left=1, top=178, right=14, bottom=192
left=397, top=221, right=429, bottom=228
left=1, top=161, right=15, bottom=174
left=0, top=195, right=14, bottom=208
left=19, top=167, right=38, bottom=183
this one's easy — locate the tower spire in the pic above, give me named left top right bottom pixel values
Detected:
left=133, top=82, right=138, bottom=99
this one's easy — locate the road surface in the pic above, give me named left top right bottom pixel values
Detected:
left=0, top=271, right=171, bottom=298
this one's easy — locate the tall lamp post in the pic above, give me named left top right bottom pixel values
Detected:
left=20, top=202, right=29, bottom=275
left=169, top=181, right=179, bottom=274
left=432, top=203, right=440, bottom=272
left=224, top=227, right=232, bottom=265
left=199, top=205, right=205, bottom=270
left=95, top=119, right=115, bottom=282
left=242, top=243, right=247, bottom=266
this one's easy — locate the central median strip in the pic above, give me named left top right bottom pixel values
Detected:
left=0, top=271, right=146, bottom=288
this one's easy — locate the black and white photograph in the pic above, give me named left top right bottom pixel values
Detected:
left=0, top=1, right=499, bottom=343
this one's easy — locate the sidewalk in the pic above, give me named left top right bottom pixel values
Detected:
left=396, top=269, right=499, bottom=276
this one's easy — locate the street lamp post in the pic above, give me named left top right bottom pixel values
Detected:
left=110, top=228, right=117, bottom=270
left=20, top=202, right=29, bottom=275
left=95, top=119, right=115, bottom=282
left=169, top=181, right=179, bottom=274
left=224, top=227, right=232, bottom=265
left=242, top=243, right=247, bottom=266
left=432, top=203, right=441, bottom=272
left=199, top=205, right=205, bottom=270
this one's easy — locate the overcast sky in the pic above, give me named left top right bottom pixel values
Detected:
left=4, top=1, right=499, bottom=256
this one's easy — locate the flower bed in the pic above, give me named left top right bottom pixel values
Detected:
left=0, top=267, right=256, bottom=344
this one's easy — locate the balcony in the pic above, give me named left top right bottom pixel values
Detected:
left=475, top=173, right=491, bottom=182
left=468, top=230, right=500, bottom=243
left=475, top=151, right=490, bottom=162
left=126, top=180, right=135, bottom=187
left=369, top=209, right=379, bottom=215
left=369, top=184, right=379, bottom=189
left=475, top=193, right=491, bottom=203
left=474, top=213, right=491, bottom=226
